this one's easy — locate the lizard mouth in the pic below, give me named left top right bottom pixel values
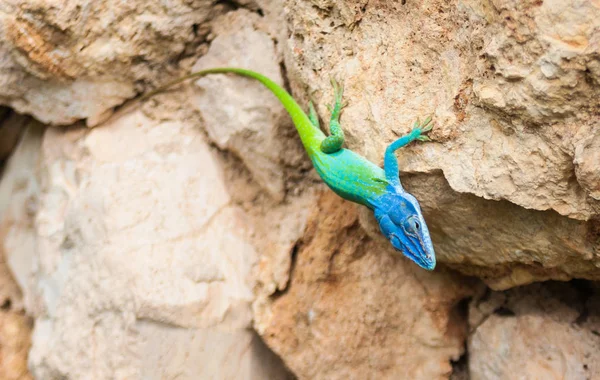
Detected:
left=391, top=235, right=436, bottom=270
left=401, top=247, right=436, bottom=271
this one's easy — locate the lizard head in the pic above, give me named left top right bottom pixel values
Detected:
left=375, top=192, right=436, bottom=270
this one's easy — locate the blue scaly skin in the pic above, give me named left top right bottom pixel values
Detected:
left=140, top=68, right=436, bottom=270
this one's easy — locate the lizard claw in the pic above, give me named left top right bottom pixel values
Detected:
left=330, top=77, right=345, bottom=103
left=412, top=114, right=434, bottom=135
left=308, top=99, right=320, bottom=128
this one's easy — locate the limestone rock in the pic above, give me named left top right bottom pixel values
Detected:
left=0, top=310, right=33, bottom=380
left=255, top=192, right=477, bottom=380
left=0, top=0, right=222, bottom=125
left=0, top=120, right=36, bottom=379
left=138, top=326, right=292, bottom=380
left=469, top=282, right=600, bottom=379
left=280, top=0, right=600, bottom=286
left=575, top=131, right=600, bottom=201
left=0, top=110, right=290, bottom=379
left=2, top=0, right=600, bottom=378
left=399, top=173, right=598, bottom=290
left=0, top=109, right=26, bottom=164
left=0, top=121, right=43, bottom=310
left=189, top=10, right=289, bottom=200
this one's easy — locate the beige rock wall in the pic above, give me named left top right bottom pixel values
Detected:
left=0, top=0, right=226, bottom=125
left=256, top=192, right=475, bottom=379
left=0, top=119, right=36, bottom=379
left=469, top=282, right=600, bottom=379
left=0, top=0, right=599, bottom=379
left=0, top=109, right=293, bottom=379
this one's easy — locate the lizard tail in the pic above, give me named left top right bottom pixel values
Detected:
left=140, top=68, right=325, bottom=154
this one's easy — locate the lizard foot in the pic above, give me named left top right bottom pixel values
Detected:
left=325, top=78, right=347, bottom=114
left=412, top=115, right=434, bottom=142
left=320, top=77, right=347, bottom=154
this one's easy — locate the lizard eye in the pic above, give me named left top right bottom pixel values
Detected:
left=403, top=217, right=419, bottom=237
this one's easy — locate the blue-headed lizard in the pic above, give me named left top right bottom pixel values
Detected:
left=139, top=68, right=436, bottom=270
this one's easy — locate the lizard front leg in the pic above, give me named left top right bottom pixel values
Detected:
left=383, top=116, right=433, bottom=188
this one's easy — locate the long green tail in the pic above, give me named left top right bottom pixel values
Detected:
left=140, top=68, right=325, bottom=154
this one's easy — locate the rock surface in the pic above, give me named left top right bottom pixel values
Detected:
left=0, top=0, right=599, bottom=379
left=0, top=109, right=26, bottom=165
left=280, top=0, right=600, bottom=287
left=0, top=0, right=230, bottom=125
left=469, top=282, right=600, bottom=380
left=0, top=112, right=292, bottom=379
left=0, top=119, right=35, bottom=379
left=0, top=309, right=33, bottom=380
left=255, top=192, right=476, bottom=379
left=189, top=11, right=289, bottom=200
left=2, top=0, right=598, bottom=287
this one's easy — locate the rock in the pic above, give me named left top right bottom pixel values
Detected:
left=1, top=0, right=600, bottom=378
left=400, top=173, right=599, bottom=290
left=138, top=326, right=293, bottom=380
left=0, top=109, right=291, bottom=379
left=255, top=192, right=477, bottom=380
left=0, top=120, right=36, bottom=379
left=0, top=0, right=225, bottom=125
left=0, top=121, right=44, bottom=310
left=280, top=0, right=600, bottom=285
left=0, top=109, right=26, bottom=164
left=189, top=10, right=289, bottom=200
left=0, top=310, right=33, bottom=380
left=469, top=282, right=600, bottom=379
left=574, top=131, right=600, bottom=201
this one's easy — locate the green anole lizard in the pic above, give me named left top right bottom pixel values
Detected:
left=137, top=68, right=436, bottom=270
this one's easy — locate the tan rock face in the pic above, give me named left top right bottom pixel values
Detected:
left=256, top=192, right=476, bottom=380
left=0, top=119, right=35, bottom=379
left=0, top=0, right=224, bottom=125
left=400, top=173, right=598, bottom=290
left=0, top=122, right=44, bottom=309
left=189, top=11, right=289, bottom=200
left=0, top=109, right=26, bottom=164
left=281, top=0, right=600, bottom=286
left=0, top=115, right=292, bottom=379
left=575, top=132, right=600, bottom=201
left=0, top=310, right=33, bottom=380
left=1, top=0, right=600, bottom=379
left=469, top=282, right=600, bottom=380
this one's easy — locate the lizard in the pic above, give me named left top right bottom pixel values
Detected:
left=137, top=68, right=436, bottom=270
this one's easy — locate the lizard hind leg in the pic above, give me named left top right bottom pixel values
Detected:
left=308, top=101, right=320, bottom=128
left=320, top=78, right=346, bottom=154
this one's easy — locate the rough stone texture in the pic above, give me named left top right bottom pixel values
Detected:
left=255, top=192, right=476, bottom=380
left=399, top=173, right=597, bottom=290
left=1, top=0, right=600, bottom=379
left=281, top=0, right=600, bottom=287
left=138, top=326, right=292, bottom=380
left=190, top=11, right=289, bottom=200
left=0, top=108, right=26, bottom=165
left=469, top=282, right=600, bottom=379
left=0, top=121, right=43, bottom=310
left=0, top=120, right=35, bottom=379
left=0, top=113, right=292, bottom=379
left=575, top=131, right=600, bottom=201
left=0, top=0, right=231, bottom=125
left=0, top=309, right=33, bottom=380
